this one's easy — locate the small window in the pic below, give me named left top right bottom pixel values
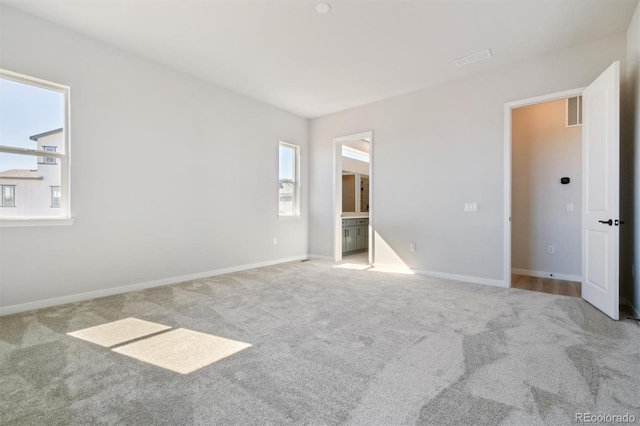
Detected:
left=43, top=146, right=57, bottom=164
left=566, top=96, right=582, bottom=127
left=1, top=185, right=15, bottom=207
left=51, top=186, right=61, bottom=208
left=278, top=142, right=300, bottom=217
left=0, top=68, right=70, bottom=220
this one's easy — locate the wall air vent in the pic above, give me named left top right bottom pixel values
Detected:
left=454, top=49, right=492, bottom=67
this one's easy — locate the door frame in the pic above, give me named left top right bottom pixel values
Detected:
left=503, top=88, right=584, bottom=287
left=333, top=131, right=374, bottom=264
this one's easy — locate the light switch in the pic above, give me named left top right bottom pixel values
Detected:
left=567, top=203, right=574, bottom=212
left=464, top=203, right=478, bottom=212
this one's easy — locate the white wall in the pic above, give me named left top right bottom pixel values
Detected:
left=511, top=100, right=581, bottom=278
left=309, top=33, right=627, bottom=282
left=627, top=2, right=640, bottom=315
left=0, top=6, right=308, bottom=312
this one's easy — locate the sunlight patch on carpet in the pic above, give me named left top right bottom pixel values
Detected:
left=334, top=263, right=371, bottom=270
left=368, top=265, right=414, bottom=274
left=112, top=328, right=252, bottom=374
left=67, top=317, right=171, bottom=347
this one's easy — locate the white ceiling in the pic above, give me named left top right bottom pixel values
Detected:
left=3, top=0, right=637, bottom=118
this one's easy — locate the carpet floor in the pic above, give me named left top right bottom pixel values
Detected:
left=1, top=259, right=639, bottom=425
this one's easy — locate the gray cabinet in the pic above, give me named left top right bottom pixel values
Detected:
left=345, top=226, right=357, bottom=251
left=342, top=218, right=368, bottom=253
left=356, top=225, right=365, bottom=249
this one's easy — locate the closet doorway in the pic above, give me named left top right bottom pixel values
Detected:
left=333, top=131, right=373, bottom=265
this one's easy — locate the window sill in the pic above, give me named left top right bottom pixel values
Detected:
left=278, top=215, right=301, bottom=221
left=0, top=217, right=76, bottom=228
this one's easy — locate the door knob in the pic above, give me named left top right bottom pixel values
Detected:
left=598, top=219, right=613, bottom=226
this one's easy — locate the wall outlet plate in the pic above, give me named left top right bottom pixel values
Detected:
left=410, top=242, right=416, bottom=252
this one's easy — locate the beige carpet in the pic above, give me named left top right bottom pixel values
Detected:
left=1, top=259, right=639, bottom=425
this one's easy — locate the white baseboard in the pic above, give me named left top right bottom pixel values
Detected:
left=372, top=263, right=413, bottom=274
left=412, top=268, right=507, bottom=288
left=308, top=254, right=335, bottom=261
left=621, top=297, right=640, bottom=318
left=512, top=268, right=581, bottom=283
left=0, top=255, right=309, bottom=316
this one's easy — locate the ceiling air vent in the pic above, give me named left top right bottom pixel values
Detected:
left=454, top=49, right=492, bottom=67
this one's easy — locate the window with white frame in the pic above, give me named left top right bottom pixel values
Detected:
left=278, top=142, right=300, bottom=217
left=51, top=186, right=61, bottom=208
left=0, top=69, right=70, bottom=221
left=1, top=185, right=15, bottom=207
left=42, top=146, right=57, bottom=164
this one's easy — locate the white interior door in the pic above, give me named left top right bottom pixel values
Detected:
left=581, top=61, right=620, bottom=320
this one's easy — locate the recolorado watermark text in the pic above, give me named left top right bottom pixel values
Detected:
left=575, top=413, right=636, bottom=423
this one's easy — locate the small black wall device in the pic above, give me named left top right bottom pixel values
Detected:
left=561, top=177, right=570, bottom=184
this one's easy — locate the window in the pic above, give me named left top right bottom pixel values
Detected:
left=342, top=145, right=369, bottom=163
left=278, top=142, right=300, bottom=217
left=566, top=96, right=582, bottom=127
left=1, top=185, right=15, bottom=207
left=43, top=146, right=57, bottom=164
left=0, top=68, right=70, bottom=222
left=51, top=186, right=61, bottom=208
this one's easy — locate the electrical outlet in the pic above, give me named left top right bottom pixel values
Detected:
left=410, top=242, right=416, bottom=252
left=548, top=245, right=555, bottom=254
left=464, top=203, right=478, bottom=212
left=567, top=203, right=574, bottom=212
left=272, top=237, right=277, bottom=245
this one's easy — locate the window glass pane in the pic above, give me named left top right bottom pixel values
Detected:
left=0, top=151, right=36, bottom=172
left=0, top=77, right=65, bottom=153
left=279, top=181, right=295, bottom=216
left=0, top=152, right=63, bottom=217
left=2, top=186, right=15, bottom=207
left=51, top=186, right=61, bottom=208
left=279, top=145, right=295, bottom=181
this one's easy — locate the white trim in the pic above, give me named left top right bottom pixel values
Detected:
left=511, top=268, right=581, bottom=283
left=308, top=254, right=334, bottom=261
left=0, top=217, right=75, bottom=227
left=0, top=68, right=69, bottom=91
left=503, top=87, right=585, bottom=289
left=371, top=263, right=413, bottom=273
left=0, top=254, right=308, bottom=316
left=621, top=297, right=640, bottom=318
left=0, top=146, right=66, bottom=158
left=279, top=141, right=301, bottom=217
left=334, top=131, right=374, bottom=265
left=412, top=268, right=507, bottom=288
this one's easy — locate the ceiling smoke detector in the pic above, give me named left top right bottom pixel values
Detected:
left=454, top=49, right=492, bottom=67
left=317, top=3, right=331, bottom=14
